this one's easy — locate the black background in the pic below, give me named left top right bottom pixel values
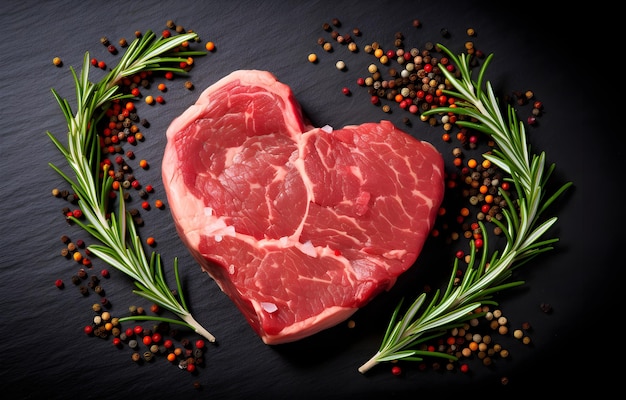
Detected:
left=0, top=1, right=614, bottom=398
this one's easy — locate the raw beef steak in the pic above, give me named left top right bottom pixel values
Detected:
left=162, top=70, right=445, bottom=344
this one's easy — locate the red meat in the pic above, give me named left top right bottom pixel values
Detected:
left=162, top=70, right=444, bottom=344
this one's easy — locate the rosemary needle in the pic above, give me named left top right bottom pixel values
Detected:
left=358, top=45, right=572, bottom=373
left=47, top=30, right=215, bottom=342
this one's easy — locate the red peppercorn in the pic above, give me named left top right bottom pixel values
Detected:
left=101, top=269, right=110, bottom=278
left=163, top=339, right=174, bottom=349
left=474, top=238, right=484, bottom=248
left=112, top=337, right=122, bottom=347
left=356, top=77, right=365, bottom=86
left=187, top=363, right=196, bottom=373
left=151, top=333, right=162, bottom=344
left=143, top=335, right=152, bottom=346
left=90, top=58, right=98, bottom=66
left=133, top=325, right=144, bottom=335
left=455, top=250, right=464, bottom=259
left=391, top=365, right=402, bottom=376
left=195, top=339, right=205, bottom=349
left=156, top=95, right=165, bottom=104
left=72, top=209, right=83, bottom=218
left=145, top=184, right=154, bottom=193
left=162, top=30, right=171, bottom=38
left=55, top=279, right=64, bottom=289
left=370, top=96, right=379, bottom=105
left=141, top=201, right=150, bottom=210
left=98, top=60, right=106, bottom=69
left=84, top=325, right=94, bottom=335
left=107, top=45, right=117, bottom=54
left=125, top=328, right=135, bottom=338
left=131, top=180, right=141, bottom=189
left=459, top=363, right=470, bottom=373
left=165, top=71, right=174, bottom=80
left=342, top=87, right=351, bottom=96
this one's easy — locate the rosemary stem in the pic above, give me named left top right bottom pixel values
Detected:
left=181, top=313, right=216, bottom=342
left=358, top=353, right=380, bottom=374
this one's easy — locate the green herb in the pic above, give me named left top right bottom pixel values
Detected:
left=47, top=30, right=215, bottom=342
left=358, top=44, right=572, bottom=373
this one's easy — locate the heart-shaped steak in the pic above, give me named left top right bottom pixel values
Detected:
left=162, top=70, right=444, bottom=344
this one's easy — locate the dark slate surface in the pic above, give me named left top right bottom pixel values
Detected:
left=0, top=1, right=613, bottom=398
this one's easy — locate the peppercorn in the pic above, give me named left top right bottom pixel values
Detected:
left=52, top=57, right=62, bottom=67
left=131, top=352, right=142, bottom=362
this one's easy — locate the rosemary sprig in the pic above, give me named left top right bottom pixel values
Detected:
left=47, top=30, right=215, bottom=342
left=358, top=44, right=572, bottom=373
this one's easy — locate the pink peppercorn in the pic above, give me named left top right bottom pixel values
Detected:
left=55, top=279, right=64, bottom=289
left=391, top=365, right=402, bottom=376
